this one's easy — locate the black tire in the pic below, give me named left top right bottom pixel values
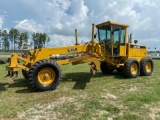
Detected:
left=123, top=58, right=140, bottom=78
left=100, top=62, right=114, bottom=74
left=28, top=59, right=62, bottom=91
left=116, top=67, right=123, bottom=73
left=22, top=69, right=28, bottom=80
left=140, top=57, right=154, bottom=76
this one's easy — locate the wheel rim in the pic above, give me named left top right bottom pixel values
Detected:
left=38, top=67, right=55, bottom=85
left=146, top=62, right=151, bottom=72
left=130, top=63, right=138, bottom=75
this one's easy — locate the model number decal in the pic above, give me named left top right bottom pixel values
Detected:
left=67, top=48, right=78, bottom=53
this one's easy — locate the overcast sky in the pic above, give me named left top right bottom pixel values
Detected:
left=0, top=0, right=159, bottom=50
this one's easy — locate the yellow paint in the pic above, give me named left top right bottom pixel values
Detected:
left=6, top=20, right=149, bottom=78
left=96, top=21, right=129, bottom=28
left=38, top=67, right=55, bottom=85
left=146, top=62, right=151, bottom=72
left=130, top=63, right=138, bottom=75
left=119, top=46, right=126, bottom=56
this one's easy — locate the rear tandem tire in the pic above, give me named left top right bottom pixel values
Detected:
left=100, top=62, right=114, bottom=74
left=28, top=59, right=62, bottom=91
left=140, top=57, right=154, bottom=76
left=116, top=67, right=123, bottom=73
left=123, top=58, right=140, bottom=78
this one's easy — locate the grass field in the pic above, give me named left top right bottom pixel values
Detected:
left=0, top=59, right=160, bottom=120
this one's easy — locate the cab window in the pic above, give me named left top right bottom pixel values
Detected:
left=98, top=25, right=111, bottom=41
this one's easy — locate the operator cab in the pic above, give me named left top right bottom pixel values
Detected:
left=96, top=21, right=129, bottom=57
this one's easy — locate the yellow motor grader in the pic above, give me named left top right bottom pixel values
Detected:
left=6, top=21, right=154, bottom=91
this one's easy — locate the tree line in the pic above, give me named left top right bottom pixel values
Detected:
left=0, top=28, right=50, bottom=52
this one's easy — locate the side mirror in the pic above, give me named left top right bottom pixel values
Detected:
left=94, top=33, right=97, bottom=39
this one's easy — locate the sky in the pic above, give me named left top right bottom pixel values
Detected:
left=0, top=0, right=159, bottom=50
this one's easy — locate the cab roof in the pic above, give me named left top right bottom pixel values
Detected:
left=96, top=21, right=129, bottom=28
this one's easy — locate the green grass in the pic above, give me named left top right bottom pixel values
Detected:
left=0, top=59, right=160, bottom=119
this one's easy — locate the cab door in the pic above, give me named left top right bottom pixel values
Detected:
left=112, top=26, right=126, bottom=56
left=98, top=25, right=112, bottom=56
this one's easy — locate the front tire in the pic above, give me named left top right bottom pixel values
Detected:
left=140, top=57, right=153, bottom=76
left=22, top=69, right=28, bottom=80
left=28, top=59, right=62, bottom=91
left=123, top=58, right=139, bottom=78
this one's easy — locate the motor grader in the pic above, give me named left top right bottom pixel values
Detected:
left=6, top=21, right=154, bottom=91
